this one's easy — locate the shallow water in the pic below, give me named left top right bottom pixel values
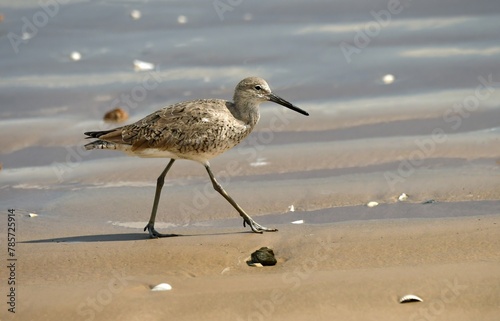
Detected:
left=1, top=0, right=499, bottom=228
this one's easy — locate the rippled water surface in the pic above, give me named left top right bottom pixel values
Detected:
left=1, top=0, right=499, bottom=226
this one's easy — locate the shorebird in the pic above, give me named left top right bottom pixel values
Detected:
left=84, top=77, right=309, bottom=238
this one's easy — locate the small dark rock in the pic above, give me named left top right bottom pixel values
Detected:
left=422, top=199, right=436, bottom=204
left=250, top=247, right=277, bottom=266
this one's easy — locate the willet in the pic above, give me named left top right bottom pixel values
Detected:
left=84, top=77, right=309, bottom=238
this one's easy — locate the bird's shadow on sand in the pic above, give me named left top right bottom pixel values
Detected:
left=21, top=231, right=253, bottom=244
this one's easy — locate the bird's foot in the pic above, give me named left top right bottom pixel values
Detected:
left=144, top=223, right=179, bottom=239
left=243, top=218, right=278, bottom=233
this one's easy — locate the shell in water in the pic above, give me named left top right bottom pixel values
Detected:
left=130, top=9, right=141, bottom=20
left=399, top=294, right=423, bottom=303
left=151, top=283, right=172, bottom=291
left=133, top=59, right=154, bottom=72
left=398, top=193, right=408, bottom=201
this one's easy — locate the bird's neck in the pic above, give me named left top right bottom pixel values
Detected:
left=229, top=100, right=260, bottom=128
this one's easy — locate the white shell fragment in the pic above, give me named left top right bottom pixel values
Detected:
left=399, top=294, right=423, bottom=303
left=22, top=32, right=34, bottom=40
left=248, top=262, right=264, bottom=268
left=291, top=220, right=304, bottom=225
left=70, top=51, right=81, bottom=61
left=398, top=193, right=408, bottom=201
left=151, top=283, right=172, bottom=291
left=29, top=213, right=38, bottom=218
left=250, top=158, right=268, bottom=167
left=130, top=9, right=141, bottom=20
left=367, top=201, right=379, bottom=208
left=133, top=59, right=155, bottom=72
left=221, top=267, right=230, bottom=274
left=288, top=205, right=295, bottom=212
left=382, top=74, right=395, bottom=84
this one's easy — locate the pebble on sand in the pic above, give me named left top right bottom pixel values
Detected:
left=398, top=193, right=408, bottom=201
left=104, top=108, right=129, bottom=123
left=367, top=201, right=379, bottom=208
left=249, top=247, right=277, bottom=266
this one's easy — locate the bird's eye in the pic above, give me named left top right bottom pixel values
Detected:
left=254, top=85, right=262, bottom=91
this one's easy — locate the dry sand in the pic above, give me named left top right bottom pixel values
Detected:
left=3, top=211, right=499, bottom=321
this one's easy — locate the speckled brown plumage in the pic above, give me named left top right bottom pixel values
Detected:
left=84, top=77, right=309, bottom=238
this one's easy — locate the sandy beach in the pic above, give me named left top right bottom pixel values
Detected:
left=5, top=211, right=500, bottom=321
left=1, top=0, right=500, bottom=320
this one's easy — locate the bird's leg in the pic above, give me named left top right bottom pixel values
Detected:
left=144, top=159, right=179, bottom=238
left=204, top=163, right=278, bottom=233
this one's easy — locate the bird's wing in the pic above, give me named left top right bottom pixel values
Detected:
left=104, top=99, right=245, bottom=153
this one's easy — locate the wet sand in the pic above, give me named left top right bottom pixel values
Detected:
left=5, top=213, right=500, bottom=321
left=1, top=0, right=500, bottom=319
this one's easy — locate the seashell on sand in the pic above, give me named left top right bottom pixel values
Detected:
left=291, top=220, right=304, bottom=224
left=151, top=283, right=172, bottom=291
left=367, top=201, right=379, bottom=208
left=104, top=108, right=129, bottom=123
left=399, top=294, right=423, bottom=303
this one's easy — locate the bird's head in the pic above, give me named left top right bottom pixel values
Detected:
left=234, top=77, right=309, bottom=116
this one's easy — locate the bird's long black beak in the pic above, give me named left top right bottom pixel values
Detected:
left=268, top=93, right=309, bottom=116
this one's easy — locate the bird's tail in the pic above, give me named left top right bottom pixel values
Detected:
left=84, top=129, right=115, bottom=139
left=84, top=129, right=120, bottom=150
